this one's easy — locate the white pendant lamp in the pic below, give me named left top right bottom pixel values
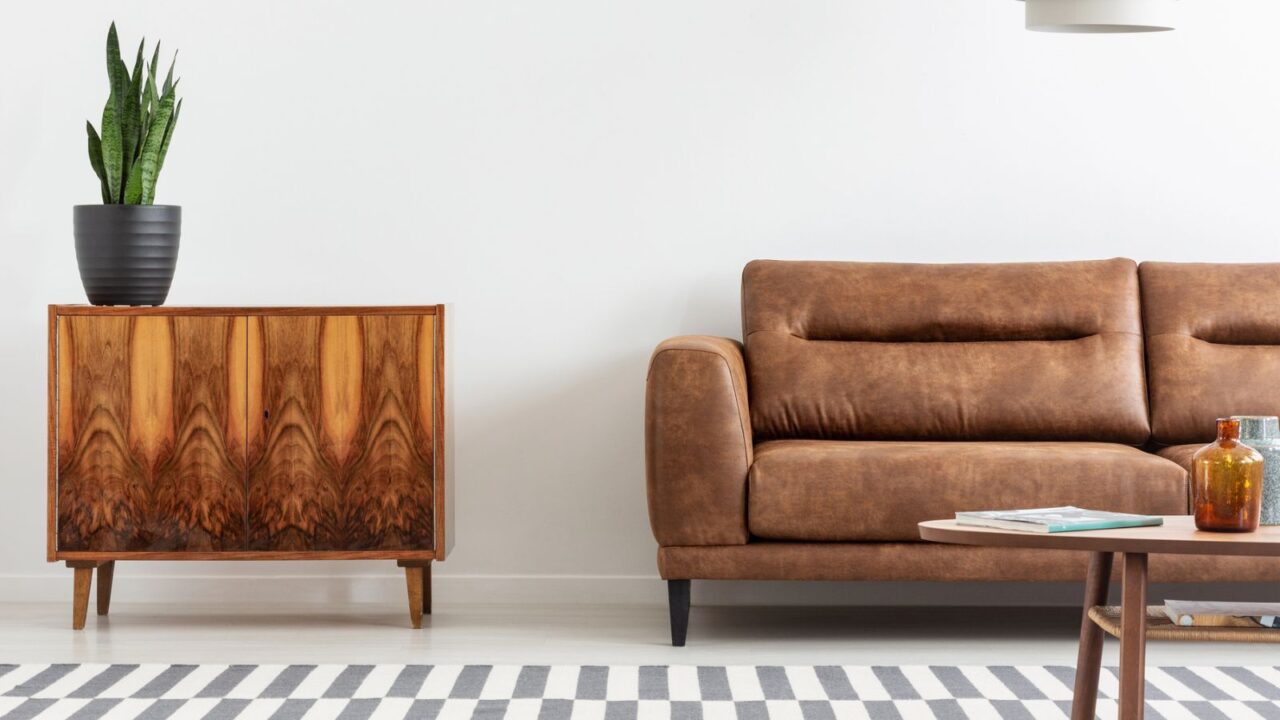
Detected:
left=1020, top=0, right=1177, bottom=33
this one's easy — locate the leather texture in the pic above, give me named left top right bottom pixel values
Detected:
left=748, top=440, right=1189, bottom=541
left=646, top=336, right=752, bottom=546
left=644, top=260, right=1276, bottom=586
left=1155, top=444, right=1201, bottom=475
left=742, top=259, right=1150, bottom=443
left=1141, top=262, right=1280, bottom=444
left=657, top=543, right=1280, bottom=582
left=1154, top=444, right=1199, bottom=514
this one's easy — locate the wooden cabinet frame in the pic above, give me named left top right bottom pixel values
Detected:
left=47, top=305, right=452, bottom=628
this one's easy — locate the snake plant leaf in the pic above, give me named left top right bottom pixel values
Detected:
left=144, top=57, right=160, bottom=148
left=129, top=41, right=144, bottom=99
left=162, top=51, right=177, bottom=96
left=91, top=25, right=181, bottom=204
left=123, top=155, right=144, bottom=203
left=140, top=76, right=155, bottom=152
left=144, top=42, right=160, bottom=135
left=86, top=121, right=111, bottom=203
left=101, top=23, right=127, bottom=203
left=138, top=85, right=177, bottom=204
left=124, top=40, right=144, bottom=155
left=156, top=97, right=181, bottom=175
left=105, top=22, right=121, bottom=88
left=121, top=47, right=144, bottom=193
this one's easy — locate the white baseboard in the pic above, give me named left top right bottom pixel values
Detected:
left=0, top=572, right=665, bottom=606
left=5, top=571, right=1274, bottom=607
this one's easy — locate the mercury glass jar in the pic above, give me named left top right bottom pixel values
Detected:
left=1192, top=418, right=1264, bottom=532
left=1233, top=415, right=1280, bottom=525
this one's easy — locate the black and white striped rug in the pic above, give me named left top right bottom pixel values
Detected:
left=2, top=663, right=1278, bottom=719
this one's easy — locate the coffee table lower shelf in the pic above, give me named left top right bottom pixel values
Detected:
left=1089, top=606, right=1280, bottom=643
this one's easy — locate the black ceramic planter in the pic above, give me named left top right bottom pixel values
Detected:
left=74, top=204, right=181, bottom=306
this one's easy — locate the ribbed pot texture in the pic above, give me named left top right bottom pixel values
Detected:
left=74, top=205, right=180, bottom=306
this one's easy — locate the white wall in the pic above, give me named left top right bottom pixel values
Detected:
left=3, top=1, right=1280, bottom=608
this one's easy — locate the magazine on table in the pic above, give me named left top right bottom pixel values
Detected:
left=954, top=506, right=1163, bottom=534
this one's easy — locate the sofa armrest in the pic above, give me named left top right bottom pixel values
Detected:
left=645, top=335, right=752, bottom=546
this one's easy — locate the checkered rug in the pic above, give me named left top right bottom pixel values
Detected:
left=1, top=664, right=1278, bottom=719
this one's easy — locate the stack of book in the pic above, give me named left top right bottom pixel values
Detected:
left=1163, top=600, right=1280, bottom=629
left=952, top=508, right=1280, bottom=630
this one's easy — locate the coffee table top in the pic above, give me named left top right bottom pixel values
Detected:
left=919, top=516, right=1280, bottom=557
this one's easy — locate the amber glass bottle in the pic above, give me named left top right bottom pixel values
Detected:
left=1192, top=418, right=1265, bottom=532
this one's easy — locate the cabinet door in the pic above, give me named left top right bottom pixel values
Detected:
left=56, top=315, right=248, bottom=552
left=245, top=315, right=436, bottom=551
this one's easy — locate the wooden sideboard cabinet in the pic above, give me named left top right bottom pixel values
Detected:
left=47, top=305, right=452, bottom=629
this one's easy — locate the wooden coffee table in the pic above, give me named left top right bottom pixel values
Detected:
left=919, top=516, right=1280, bottom=720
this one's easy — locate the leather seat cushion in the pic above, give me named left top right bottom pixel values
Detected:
left=748, top=440, right=1189, bottom=541
left=1155, top=444, right=1200, bottom=474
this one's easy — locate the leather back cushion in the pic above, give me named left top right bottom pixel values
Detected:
left=1141, top=262, right=1280, bottom=444
left=742, top=258, right=1150, bottom=443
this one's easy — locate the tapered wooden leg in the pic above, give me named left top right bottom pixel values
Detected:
left=1119, top=552, right=1148, bottom=720
left=71, top=568, right=93, bottom=630
left=97, top=562, right=115, bottom=616
left=1071, top=552, right=1113, bottom=720
left=404, top=566, right=424, bottom=629
left=397, top=560, right=431, bottom=627
left=668, top=579, right=691, bottom=647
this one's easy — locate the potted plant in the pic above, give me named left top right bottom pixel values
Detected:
left=76, top=22, right=183, bottom=306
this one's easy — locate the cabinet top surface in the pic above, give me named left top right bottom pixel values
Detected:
left=52, top=305, right=442, bottom=316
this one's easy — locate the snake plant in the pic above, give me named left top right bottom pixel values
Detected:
left=86, top=23, right=182, bottom=204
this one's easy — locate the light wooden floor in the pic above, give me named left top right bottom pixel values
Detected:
left=2, top=602, right=1276, bottom=666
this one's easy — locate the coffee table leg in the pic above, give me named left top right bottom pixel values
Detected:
left=1072, top=551, right=1113, bottom=720
left=1119, top=552, right=1148, bottom=720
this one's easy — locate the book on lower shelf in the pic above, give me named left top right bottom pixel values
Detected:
left=1163, top=600, right=1280, bottom=629
left=954, top=506, right=1164, bottom=533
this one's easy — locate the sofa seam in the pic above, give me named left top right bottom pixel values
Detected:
left=1146, top=330, right=1280, bottom=345
left=743, top=329, right=1144, bottom=342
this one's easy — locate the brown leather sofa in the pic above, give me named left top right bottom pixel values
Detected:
left=646, top=259, right=1280, bottom=645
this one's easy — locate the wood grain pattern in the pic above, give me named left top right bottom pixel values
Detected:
left=226, top=317, right=252, bottom=466
left=97, top=561, right=115, bottom=616
left=56, top=316, right=245, bottom=552
left=246, top=316, right=342, bottom=550
left=1119, top=553, right=1148, bottom=719
left=404, top=565, right=425, bottom=629
left=434, top=307, right=450, bottom=559
left=47, top=306, right=59, bottom=561
left=50, top=306, right=445, bottom=563
left=321, top=316, right=364, bottom=466
left=150, top=317, right=246, bottom=551
left=245, top=315, right=435, bottom=551
left=1071, top=552, right=1113, bottom=720
left=57, top=549, right=438, bottom=561
left=342, top=316, right=435, bottom=551
left=72, top=567, right=92, bottom=630
left=57, top=317, right=152, bottom=552
left=127, top=318, right=175, bottom=467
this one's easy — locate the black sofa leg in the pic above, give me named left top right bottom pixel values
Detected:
left=668, top=579, right=691, bottom=646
